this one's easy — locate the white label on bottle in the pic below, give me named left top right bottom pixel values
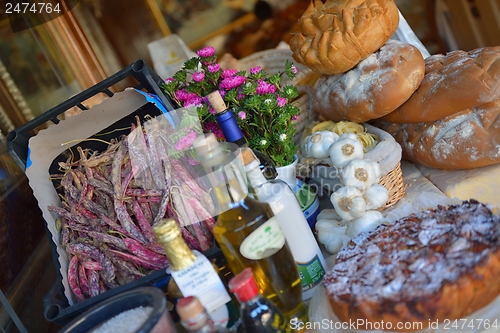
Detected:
left=169, top=250, right=231, bottom=313
left=239, top=217, right=286, bottom=260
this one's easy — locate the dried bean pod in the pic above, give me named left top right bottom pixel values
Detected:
left=66, top=242, right=115, bottom=283
left=78, top=262, right=90, bottom=298
left=87, top=269, right=100, bottom=297
left=122, top=238, right=168, bottom=267
left=131, top=201, right=156, bottom=244
left=109, top=249, right=165, bottom=270
left=68, top=255, right=86, bottom=302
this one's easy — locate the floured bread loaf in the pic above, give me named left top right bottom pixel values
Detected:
left=381, top=46, right=500, bottom=123
left=312, top=40, right=425, bottom=123
left=375, top=100, right=500, bottom=170
left=289, top=0, right=399, bottom=75
left=324, top=200, right=500, bottom=332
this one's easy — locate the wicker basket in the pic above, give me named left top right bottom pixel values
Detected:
left=296, top=123, right=406, bottom=211
left=233, top=48, right=406, bottom=210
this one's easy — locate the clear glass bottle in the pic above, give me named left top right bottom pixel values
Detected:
left=228, top=267, right=289, bottom=333
left=152, top=218, right=235, bottom=329
left=242, top=148, right=326, bottom=301
left=192, top=133, right=308, bottom=328
left=177, top=296, right=232, bottom=333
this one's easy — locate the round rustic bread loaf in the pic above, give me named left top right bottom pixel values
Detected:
left=289, top=0, right=400, bottom=75
left=324, top=200, right=500, bottom=332
left=375, top=100, right=500, bottom=170
left=380, top=46, right=500, bottom=123
left=312, top=40, right=425, bottom=123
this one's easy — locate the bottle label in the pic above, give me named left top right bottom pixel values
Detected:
left=168, top=251, right=231, bottom=314
left=239, top=217, right=286, bottom=260
left=296, top=255, right=326, bottom=292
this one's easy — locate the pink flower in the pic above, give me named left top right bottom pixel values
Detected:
left=197, top=46, right=215, bottom=58
left=220, top=76, right=246, bottom=89
left=256, top=80, right=276, bottom=94
left=183, top=96, right=202, bottom=108
left=238, top=111, right=246, bottom=120
left=222, top=69, right=237, bottom=78
left=213, top=128, right=225, bottom=140
left=277, top=96, right=287, bottom=107
left=250, top=66, right=262, bottom=75
left=208, top=64, right=220, bottom=73
left=205, top=121, right=218, bottom=132
left=292, top=115, right=299, bottom=121
left=208, top=107, right=216, bottom=115
left=175, top=89, right=199, bottom=102
left=164, top=77, right=175, bottom=83
left=174, top=130, right=197, bottom=151
left=291, top=65, right=298, bottom=74
left=192, top=72, right=205, bottom=82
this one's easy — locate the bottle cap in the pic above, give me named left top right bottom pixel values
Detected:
left=207, top=91, right=227, bottom=114
left=176, top=296, right=205, bottom=322
left=228, top=267, right=259, bottom=303
left=152, top=218, right=180, bottom=243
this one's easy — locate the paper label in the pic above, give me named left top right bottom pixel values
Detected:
left=169, top=251, right=231, bottom=313
left=297, top=255, right=325, bottom=292
left=239, top=217, right=286, bottom=260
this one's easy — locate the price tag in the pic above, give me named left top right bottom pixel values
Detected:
left=168, top=250, right=231, bottom=313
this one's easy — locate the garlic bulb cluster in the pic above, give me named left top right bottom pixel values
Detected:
left=314, top=133, right=389, bottom=254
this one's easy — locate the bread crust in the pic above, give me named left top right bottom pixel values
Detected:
left=381, top=46, right=500, bottom=123
left=324, top=200, right=500, bottom=332
left=375, top=100, right=500, bottom=170
left=312, top=40, right=425, bottom=123
left=289, top=0, right=400, bottom=75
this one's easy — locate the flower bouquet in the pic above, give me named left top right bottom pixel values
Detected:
left=161, top=46, right=302, bottom=167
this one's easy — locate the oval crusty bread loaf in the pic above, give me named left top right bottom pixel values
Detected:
left=312, top=40, right=425, bottom=123
left=324, top=200, right=500, bottom=332
left=375, top=100, right=500, bottom=170
left=289, top=0, right=399, bottom=75
left=380, top=46, right=500, bottom=123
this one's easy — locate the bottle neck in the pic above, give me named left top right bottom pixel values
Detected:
left=158, top=234, right=196, bottom=271
left=244, top=158, right=268, bottom=190
left=215, top=109, right=246, bottom=146
left=210, top=156, right=248, bottom=214
left=181, top=310, right=216, bottom=333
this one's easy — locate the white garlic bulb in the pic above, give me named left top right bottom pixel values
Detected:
left=363, top=183, right=389, bottom=210
left=315, top=219, right=349, bottom=254
left=330, top=185, right=367, bottom=222
left=317, top=208, right=342, bottom=221
left=328, top=135, right=364, bottom=168
left=341, top=158, right=381, bottom=191
left=346, top=210, right=385, bottom=238
left=303, top=131, right=339, bottom=158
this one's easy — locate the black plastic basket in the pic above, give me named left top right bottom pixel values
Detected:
left=7, top=59, right=175, bottom=172
left=5, top=60, right=221, bottom=327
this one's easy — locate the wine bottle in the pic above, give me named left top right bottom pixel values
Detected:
left=207, top=90, right=277, bottom=180
left=242, top=148, right=327, bottom=301
left=177, top=296, right=232, bottom=333
left=192, top=133, right=308, bottom=327
left=229, top=267, right=289, bottom=333
left=152, top=218, right=235, bottom=329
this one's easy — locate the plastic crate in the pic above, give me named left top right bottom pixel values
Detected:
left=5, top=60, right=222, bottom=326
left=7, top=59, right=175, bottom=172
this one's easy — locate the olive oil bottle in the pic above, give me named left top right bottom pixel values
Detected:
left=192, top=134, right=308, bottom=329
